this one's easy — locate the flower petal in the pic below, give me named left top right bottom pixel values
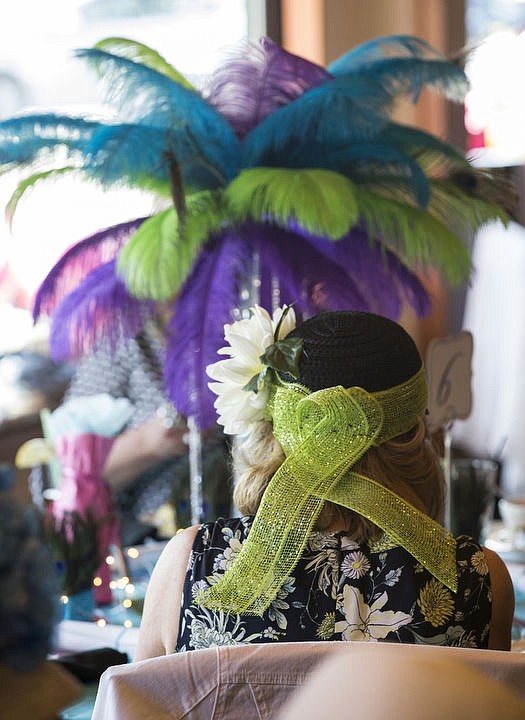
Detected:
left=205, top=304, right=296, bottom=434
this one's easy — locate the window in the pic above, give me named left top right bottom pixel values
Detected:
left=0, top=0, right=261, bottom=349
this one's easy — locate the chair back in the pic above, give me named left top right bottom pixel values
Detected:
left=92, top=641, right=525, bottom=720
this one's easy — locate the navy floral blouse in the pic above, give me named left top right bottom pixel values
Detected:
left=176, top=516, right=492, bottom=651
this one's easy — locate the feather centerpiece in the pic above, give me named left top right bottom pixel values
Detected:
left=0, top=33, right=512, bottom=429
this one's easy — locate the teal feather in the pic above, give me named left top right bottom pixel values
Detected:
left=242, top=74, right=392, bottom=164
left=329, top=35, right=468, bottom=104
left=76, top=47, right=199, bottom=124
left=0, top=114, right=101, bottom=167
left=94, top=37, right=195, bottom=89
left=379, top=123, right=468, bottom=168
left=328, top=35, right=444, bottom=73
left=345, top=57, right=469, bottom=103
left=83, top=122, right=232, bottom=191
left=77, top=48, right=240, bottom=182
left=83, top=123, right=170, bottom=187
left=255, top=139, right=431, bottom=208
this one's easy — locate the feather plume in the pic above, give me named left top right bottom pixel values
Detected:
left=205, top=37, right=331, bottom=139
left=0, top=115, right=101, bottom=167
left=5, top=166, right=77, bottom=227
left=329, top=35, right=468, bottom=104
left=353, top=188, right=471, bottom=284
left=249, top=221, right=429, bottom=318
left=335, top=57, right=468, bottom=104
left=261, top=139, right=432, bottom=208
left=328, top=35, right=445, bottom=72
left=226, top=168, right=359, bottom=239
left=94, top=37, right=195, bottom=88
left=182, top=191, right=230, bottom=248
left=83, top=123, right=171, bottom=189
left=428, top=179, right=510, bottom=235
left=445, top=166, right=518, bottom=219
left=49, top=260, right=155, bottom=362
left=242, top=74, right=392, bottom=163
left=248, top=223, right=369, bottom=313
left=0, top=33, right=511, bottom=432
left=33, top=218, right=148, bottom=321
left=165, top=232, right=252, bottom=427
left=303, top=227, right=430, bottom=318
left=165, top=221, right=430, bottom=425
left=116, top=208, right=205, bottom=300
left=78, top=48, right=241, bottom=183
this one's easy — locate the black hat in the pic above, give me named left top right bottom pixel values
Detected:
left=288, top=311, right=422, bottom=392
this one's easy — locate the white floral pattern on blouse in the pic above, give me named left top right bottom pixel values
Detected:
left=176, top=518, right=492, bottom=652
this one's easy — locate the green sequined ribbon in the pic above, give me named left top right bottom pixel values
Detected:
left=196, top=366, right=457, bottom=615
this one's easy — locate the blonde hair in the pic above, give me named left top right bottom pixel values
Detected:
left=232, top=418, right=444, bottom=541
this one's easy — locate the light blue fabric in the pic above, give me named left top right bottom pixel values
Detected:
left=43, top=394, right=133, bottom=440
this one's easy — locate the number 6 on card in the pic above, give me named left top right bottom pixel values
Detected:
left=425, top=331, right=473, bottom=433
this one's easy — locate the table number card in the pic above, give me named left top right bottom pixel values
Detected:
left=426, top=331, right=473, bottom=433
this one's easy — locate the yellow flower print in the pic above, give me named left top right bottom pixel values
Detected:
left=316, top=612, right=336, bottom=639
left=418, top=578, right=454, bottom=627
left=471, top=550, right=489, bottom=576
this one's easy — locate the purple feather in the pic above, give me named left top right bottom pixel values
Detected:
left=243, top=222, right=369, bottom=314
left=165, top=232, right=252, bottom=428
left=164, top=222, right=429, bottom=429
left=49, top=259, right=156, bottom=362
left=33, top=217, right=149, bottom=321
left=303, top=227, right=430, bottom=319
left=205, top=37, right=331, bottom=139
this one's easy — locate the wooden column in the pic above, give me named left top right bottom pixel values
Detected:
left=280, top=0, right=467, bottom=353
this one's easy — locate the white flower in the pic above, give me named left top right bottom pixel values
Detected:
left=263, top=626, right=280, bottom=639
left=334, top=586, right=412, bottom=641
left=212, top=532, right=244, bottom=573
left=207, top=305, right=297, bottom=435
left=341, top=551, right=371, bottom=580
left=186, top=607, right=261, bottom=649
left=191, top=579, right=209, bottom=598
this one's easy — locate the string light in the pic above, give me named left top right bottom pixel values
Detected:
left=58, top=542, right=164, bottom=631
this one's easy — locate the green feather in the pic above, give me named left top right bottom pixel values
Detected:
left=5, top=166, right=77, bottom=227
left=429, top=180, right=510, bottom=237
left=117, top=202, right=214, bottom=300
left=94, top=37, right=194, bottom=89
left=354, top=188, right=471, bottom=284
left=117, top=209, right=181, bottom=300
left=182, top=190, right=230, bottom=247
left=225, top=168, right=359, bottom=239
left=132, top=173, right=172, bottom=197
